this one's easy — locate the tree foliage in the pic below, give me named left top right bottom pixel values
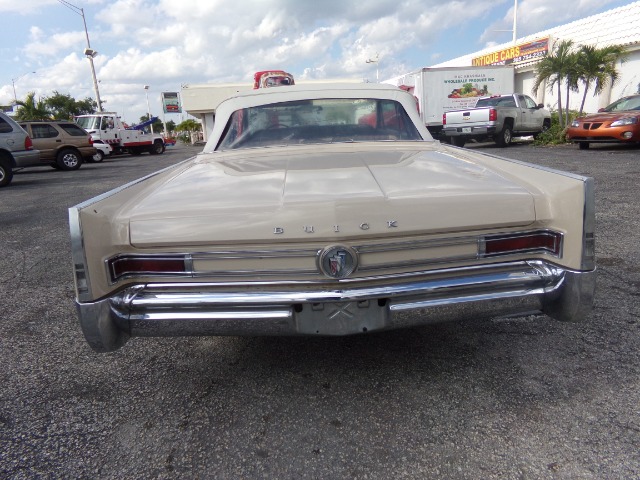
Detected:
left=533, top=41, right=627, bottom=127
left=14, top=92, right=52, bottom=121
left=14, top=91, right=98, bottom=121
left=533, top=39, right=574, bottom=129
left=45, top=91, right=97, bottom=120
left=575, top=44, right=628, bottom=115
left=175, top=119, right=202, bottom=132
left=138, top=114, right=164, bottom=133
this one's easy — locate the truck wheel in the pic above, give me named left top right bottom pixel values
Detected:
left=0, top=158, right=13, bottom=187
left=92, top=150, right=105, bottom=162
left=149, top=140, right=165, bottom=155
left=451, top=137, right=466, bottom=148
left=578, top=142, right=590, bottom=150
left=496, top=124, right=513, bottom=147
left=56, top=149, right=83, bottom=170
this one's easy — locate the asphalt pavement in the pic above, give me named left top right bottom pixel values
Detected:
left=0, top=140, right=638, bottom=479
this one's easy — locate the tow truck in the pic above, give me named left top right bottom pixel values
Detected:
left=75, top=113, right=166, bottom=156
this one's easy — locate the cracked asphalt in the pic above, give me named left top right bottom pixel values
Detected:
left=0, top=141, right=638, bottom=479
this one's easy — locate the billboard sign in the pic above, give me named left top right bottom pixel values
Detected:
left=161, top=92, right=182, bottom=113
left=472, top=37, right=550, bottom=67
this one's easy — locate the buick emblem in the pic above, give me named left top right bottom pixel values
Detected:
left=317, top=245, right=358, bottom=279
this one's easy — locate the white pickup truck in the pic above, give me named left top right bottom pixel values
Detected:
left=442, top=93, right=551, bottom=147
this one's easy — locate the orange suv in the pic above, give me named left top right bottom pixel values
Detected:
left=19, top=121, right=97, bottom=170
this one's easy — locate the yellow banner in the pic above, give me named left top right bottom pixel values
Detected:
left=472, top=38, right=549, bottom=67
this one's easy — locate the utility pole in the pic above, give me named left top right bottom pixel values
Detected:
left=58, top=1, right=103, bottom=111
left=11, top=71, right=36, bottom=104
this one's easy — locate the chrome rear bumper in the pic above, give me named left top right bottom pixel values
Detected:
left=76, top=260, right=596, bottom=352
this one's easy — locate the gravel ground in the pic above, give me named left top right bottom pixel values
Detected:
left=0, top=141, right=638, bottom=479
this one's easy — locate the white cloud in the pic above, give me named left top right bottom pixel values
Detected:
left=1, top=0, right=629, bottom=119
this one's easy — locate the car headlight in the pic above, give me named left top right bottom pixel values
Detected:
left=610, top=117, right=638, bottom=127
left=571, top=120, right=580, bottom=127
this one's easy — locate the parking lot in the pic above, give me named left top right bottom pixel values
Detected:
left=1, top=141, right=639, bottom=479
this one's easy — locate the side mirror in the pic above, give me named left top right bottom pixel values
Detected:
left=597, top=108, right=606, bottom=112
left=537, top=104, right=544, bottom=109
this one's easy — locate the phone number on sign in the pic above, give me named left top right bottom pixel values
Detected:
left=513, top=51, right=546, bottom=63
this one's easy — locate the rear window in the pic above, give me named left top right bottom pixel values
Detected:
left=0, top=117, right=13, bottom=134
left=216, top=98, right=422, bottom=150
left=476, top=96, right=517, bottom=108
left=25, top=124, right=59, bottom=139
left=59, top=123, right=89, bottom=136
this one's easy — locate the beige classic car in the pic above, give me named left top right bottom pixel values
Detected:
left=69, top=84, right=596, bottom=352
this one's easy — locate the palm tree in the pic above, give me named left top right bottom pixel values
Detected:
left=564, top=51, right=581, bottom=127
left=14, top=92, right=52, bottom=121
left=533, top=39, right=574, bottom=128
left=575, top=44, right=628, bottom=115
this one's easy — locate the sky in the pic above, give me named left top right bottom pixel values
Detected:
left=0, top=0, right=634, bottom=124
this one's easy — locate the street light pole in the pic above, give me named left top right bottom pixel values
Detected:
left=366, top=54, right=380, bottom=82
left=512, top=0, right=518, bottom=44
left=144, top=85, right=154, bottom=133
left=58, top=1, right=103, bottom=111
left=11, top=71, right=36, bottom=104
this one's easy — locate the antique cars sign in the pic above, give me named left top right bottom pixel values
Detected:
left=472, top=37, right=550, bottom=66
left=69, top=83, right=595, bottom=352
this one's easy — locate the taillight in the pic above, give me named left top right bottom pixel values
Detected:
left=108, top=255, right=189, bottom=282
left=489, top=108, right=497, bottom=122
left=482, top=231, right=562, bottom=257
left=88, top=135, right=93, bottom=146
left=442, top=114, right=446, bottom=125
left=25, top=136, right=34, bottom=150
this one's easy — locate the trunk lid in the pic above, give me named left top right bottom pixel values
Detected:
left=128, top=144, right=536, bottom=246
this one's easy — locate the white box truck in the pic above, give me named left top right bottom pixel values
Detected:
left=383, top=65, right=515, bottom=138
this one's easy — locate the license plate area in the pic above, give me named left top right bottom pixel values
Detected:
left=462, top=127, right=472, bottom=133
left=295, top=300, right=389, bottom=335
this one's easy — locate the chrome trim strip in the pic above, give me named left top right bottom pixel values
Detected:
left=104, top=229, right=562, bottom=281
left=581, top=177, right=596, bottom=270
left=69, top=207, right=92, bottom=301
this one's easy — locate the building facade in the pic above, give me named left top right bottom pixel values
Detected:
left=430, top=2, right=640, bottom=113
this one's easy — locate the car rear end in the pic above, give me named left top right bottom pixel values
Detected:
left=69, top=144, right=596, bottom=352
left=0, top=112, right=41, bottom=187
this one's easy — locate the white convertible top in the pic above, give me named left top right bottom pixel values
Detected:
left=203, top=83, right=432, bottom=151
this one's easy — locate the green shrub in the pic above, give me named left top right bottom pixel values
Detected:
left=532, top=109, right=582, bottom=145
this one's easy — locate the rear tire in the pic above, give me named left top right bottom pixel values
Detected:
left=0, top=158, right=13, bottom=187
left=495, top=124, right=513, bottom=147
left=578, top=142, right=590, bottom=150
left=149, top=140, right=165, bottom=155
left=56, top=149, right=82, bottom=170
left=451, top=137, right=466, bottom=148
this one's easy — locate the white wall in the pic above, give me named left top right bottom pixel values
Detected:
left=517, top=48, right=640, bottom=114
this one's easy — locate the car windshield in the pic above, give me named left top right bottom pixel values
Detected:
left=216, top=98, right=422, bottom=150
left=604, top=96, right=640, bottom=112
left=75, top=116, right=101, bottom=130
